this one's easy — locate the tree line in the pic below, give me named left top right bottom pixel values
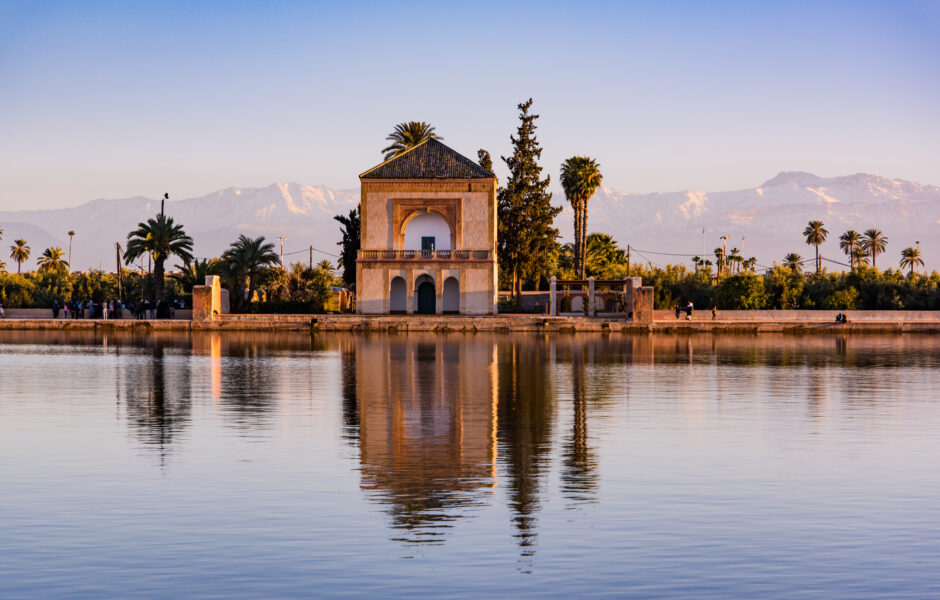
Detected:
left=0, top=224, right=340, bottom=312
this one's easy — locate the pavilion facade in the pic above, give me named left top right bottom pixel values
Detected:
left=356, top=139, right=498, bottom=315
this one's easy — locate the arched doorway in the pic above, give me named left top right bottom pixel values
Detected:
left=443, top=277, right=459, bottom=313
left=415, top=274, right=435, bottom=315
left=389, top=276, right=406, bottom=313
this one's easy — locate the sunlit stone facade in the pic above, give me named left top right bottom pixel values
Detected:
left=356, top=139, right=498, bottom=315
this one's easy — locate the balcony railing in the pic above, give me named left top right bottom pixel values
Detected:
left=358, top=249, right=493, bottom=261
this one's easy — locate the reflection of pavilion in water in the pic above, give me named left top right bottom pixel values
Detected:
left=349, top=335, right=498, bottom=544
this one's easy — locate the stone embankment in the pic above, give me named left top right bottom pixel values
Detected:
left=2, top=313, right=939, bottom=333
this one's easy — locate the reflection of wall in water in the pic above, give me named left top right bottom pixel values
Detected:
left=354, top=335, right=497, bottom=542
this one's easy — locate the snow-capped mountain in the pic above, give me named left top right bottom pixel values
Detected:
left=0, top=183, right=360, bottom=271
left=556, top=172, right=939, bottom=271
left=1, top=173, right=937, bottom=273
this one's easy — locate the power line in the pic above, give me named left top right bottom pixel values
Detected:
left=629, top=248, right=703, bottom=257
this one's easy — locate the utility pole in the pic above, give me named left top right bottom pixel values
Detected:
left=277, top=236, right=287, bottom=268
left=309, top=245, right=313, bottom=269
left=626, top=244, right=631, bottom=277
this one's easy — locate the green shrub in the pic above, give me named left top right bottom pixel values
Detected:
left=714, top=273, right=768, bottom=309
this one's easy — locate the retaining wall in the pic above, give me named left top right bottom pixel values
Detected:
left=656, top=309, right=940, bottom=322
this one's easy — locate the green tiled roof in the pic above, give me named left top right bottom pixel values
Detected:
left=360, top=138, right=495, bottom=180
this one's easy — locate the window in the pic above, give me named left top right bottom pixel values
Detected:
left=421, top=237, right=436, bottom=251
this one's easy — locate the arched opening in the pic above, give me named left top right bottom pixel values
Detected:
left=403, top=212, right=452, bottom=251
left=389, top=276, right=406, bottom=313
left=442, top=277, right=460, bottom=314
left=415, top=274, right=436, bottom=315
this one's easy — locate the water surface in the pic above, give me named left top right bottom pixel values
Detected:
left=1, top=331, right=938, bottom=598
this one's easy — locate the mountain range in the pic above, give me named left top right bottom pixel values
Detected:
left=1, top=173, right=937, bottom=273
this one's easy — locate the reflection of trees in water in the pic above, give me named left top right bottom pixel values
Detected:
left=560, top=342, right=599, bottom=505
left=353, top=336, right=497, bottom=546
left=340, top=345, right=359, bottom=446
left=219, top=346, right=278, bottom=429
left=496, top=339, right=555, bottom=558
left=122, top=341, right=192, bottom=464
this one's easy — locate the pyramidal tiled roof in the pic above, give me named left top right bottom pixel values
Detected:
left=360, top=138, right=495, bottom=180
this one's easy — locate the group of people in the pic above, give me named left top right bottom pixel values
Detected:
left=54, top=299, right=124, bottom=319
left=675, top=302, right=720, bottom=320
left=675, top=301, right=695, bottom=320
left=50, top=298, right=182, bottom=320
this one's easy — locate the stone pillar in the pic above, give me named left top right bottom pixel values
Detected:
left=192, top=275, right=222, bottom=322
left=406, top=269, right=415, bottom=314
left=549, top=277, right=557, bottom=316
left=633, top=286, right=654, bottom=324
left=587, top=277, right=595, bottom=317
left=435, top=269, right=443, bottom=315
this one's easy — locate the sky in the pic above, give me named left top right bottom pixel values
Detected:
left=1, top=0, right=938, bottom=211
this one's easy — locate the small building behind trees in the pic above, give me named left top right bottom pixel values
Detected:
left=356, top=139, right=498, bottom=315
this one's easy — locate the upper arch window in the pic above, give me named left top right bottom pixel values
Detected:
left=403, top=212, right=452, bottom=250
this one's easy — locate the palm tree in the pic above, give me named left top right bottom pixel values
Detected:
left=802, top=220, right=828, bottom=274
left=223, top=234, right=280, bottom=312
left=124, top=213, right=194, bottom=303
left=728, top=248, right=742, bottom=274
left=316, top=259, right=335, bottom=278
left=37, top=246, right=69, bottom=274
left=783, top=252, right=803, bottom=271
left=10, top=239, right=30, bottom=274
left=714, top=247, right=726, bottom=276
left=381, top=122, right=440, bottom=160
left=839, top=230, right=862, bottom=268
left=560, top=156, right=604, bottom=279
left=851, top=246, right=870, bottom=267
left=171, top=258, right=217, bottom=293
left=900, top=246, right=924, bottom=277
left=67, top=230, right=75, bottom=273
left=862, top=228, right=888, bottom=269
left=583, top=233, right=625, bottom=278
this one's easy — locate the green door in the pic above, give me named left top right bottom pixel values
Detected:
left=417, top=282, right=436, bottom=314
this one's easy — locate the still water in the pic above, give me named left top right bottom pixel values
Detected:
left=1, top=330, right=938, bottom=598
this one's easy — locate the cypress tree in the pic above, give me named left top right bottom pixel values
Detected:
left=497, top=99, right=561, bottom=303
left=477, top=149, right=493, bottom=173
left=334, top=205, right=360, bottom=288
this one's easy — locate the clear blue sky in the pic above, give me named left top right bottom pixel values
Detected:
left=1, top=0, right=938, bottom=210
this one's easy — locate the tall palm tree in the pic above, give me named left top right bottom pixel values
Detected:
left=381, top=122, right=440, bottom=160
left=728, top=248, right=742, bottom=274
left=37, top=246, right=69, bottom=274
left=783, top=252, right=803, bottom=271
left=899, top=246, right=924, bottom=277
left=839, top=230, right=862, bottom=268
left=714, top=247, right=726, bottom=276
left=802, top=220, right=828, bottom=274
left=67, top=230, right=75, bottom=273
left=223, top=234, right=280, bottom=311
left=862, top=228, right=888, bottom=269
left=10, top=239, right=30, bottom=274
left=560, top=156, right=604, bottom=279
left=124, top=213, right=194, bottom=303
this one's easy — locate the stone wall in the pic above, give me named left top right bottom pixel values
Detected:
left=655, top=309, right=940, bottom=322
